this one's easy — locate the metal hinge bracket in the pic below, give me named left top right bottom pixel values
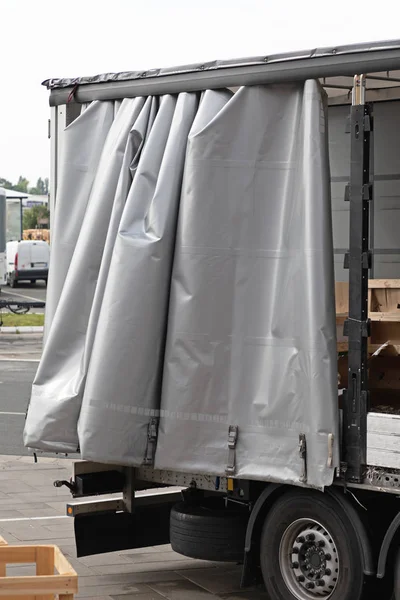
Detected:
left=344, top=183, right=373, bottom=202
left=363, top=113, right=373, bottom=132
left=143, top=417, right=158, bottom=465
left=343, top=318, right=371, bottom=338
left=299, top=433, right=307, bottom=483
left=226, top=425, right=239, bottom=475
left=362, top=183, right=373, bottom=201
left=343, top=251, right=371, bottom=270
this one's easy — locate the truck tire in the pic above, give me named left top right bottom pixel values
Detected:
left=10, top=275, right=17, bottom=288
left=260, top=489, right=366, bottom=600
left=394, top=546, right=400, bottom=600
left=170, top=500, right=248, bottom=562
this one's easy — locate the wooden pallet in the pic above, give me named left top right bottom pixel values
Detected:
left=0, top=536, right=77, bottom=599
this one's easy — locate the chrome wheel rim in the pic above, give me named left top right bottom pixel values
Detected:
left=278, top=518, right=339, bottom=599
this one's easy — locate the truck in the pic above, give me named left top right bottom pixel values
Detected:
left=23, top=39, right=400, bottom=600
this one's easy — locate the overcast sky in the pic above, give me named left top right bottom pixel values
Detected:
left=1, top=0, right=400, bottom=187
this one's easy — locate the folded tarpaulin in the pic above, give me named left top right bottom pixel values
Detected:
left=24, top=80, right=338, bottom=489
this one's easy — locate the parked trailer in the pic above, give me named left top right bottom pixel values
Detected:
left=26, top=40, right=400, bottom=600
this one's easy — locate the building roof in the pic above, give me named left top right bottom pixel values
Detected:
left=4, top=189, right=28, bottom=199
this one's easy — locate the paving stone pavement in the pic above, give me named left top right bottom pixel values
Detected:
left=0, top=455, right=269, bottom=599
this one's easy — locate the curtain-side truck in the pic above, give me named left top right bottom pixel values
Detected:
left=46, top=40, right=400, bottom=600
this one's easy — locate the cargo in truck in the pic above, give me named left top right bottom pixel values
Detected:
left=23, top=39, right=400, bottom=600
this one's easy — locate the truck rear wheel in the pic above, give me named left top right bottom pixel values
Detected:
left=260, top=489, right=366, bottom=600
left=170, top=499, right=248, bottom=562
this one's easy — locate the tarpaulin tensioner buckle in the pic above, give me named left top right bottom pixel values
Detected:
left=143, top=417, right=158, bottom=465
left=226, top=425, right=239, bottom=475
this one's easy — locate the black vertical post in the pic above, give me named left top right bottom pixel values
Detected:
left=342, top=80, right=372, bottom=483
left=20, top=199, right=23, bottom=240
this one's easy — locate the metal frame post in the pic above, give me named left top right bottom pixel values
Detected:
left=49, top=105, right=67, bottom=245
left=49, top=106, right=58, bottom=236
left=19, top=199, right=23, bottom=240
left=342, top=75, right=372, bottom=482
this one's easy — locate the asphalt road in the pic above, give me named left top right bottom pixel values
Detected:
left=0, top=279, right=47, bottom=455
left=0, top=360, right=37, bottom=456
left=0, top=357, right=73, bottom=458
left=0, top=281, right=47, bottom=314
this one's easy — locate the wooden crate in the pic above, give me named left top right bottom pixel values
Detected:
left=336, top=279, right=400, bottom=412
left=0, top=537, right=77, bottom=599
left=336, top=279, right=400, bottom=353
left=367, top=412, right=400, bottom=470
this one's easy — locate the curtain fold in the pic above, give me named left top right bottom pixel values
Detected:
left=24, top=82, right=338, bottom=489
left=24, top=97, right=148, bottom=451
left=155, top=82, right=338, bottom=487
left=45, top=101, right=115, bottom=332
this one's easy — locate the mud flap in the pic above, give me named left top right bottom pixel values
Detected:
left=74, top=500, right=174, bottom=557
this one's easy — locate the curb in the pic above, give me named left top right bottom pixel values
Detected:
left=0, top=326, right=44, bottom=334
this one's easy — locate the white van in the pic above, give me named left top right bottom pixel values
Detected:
left=6, top=240, right=49, bottom=287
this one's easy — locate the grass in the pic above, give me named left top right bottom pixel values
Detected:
left=0, top=313, right=44, bottom=327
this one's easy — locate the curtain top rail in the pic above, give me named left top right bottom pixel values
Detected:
left=45, top=39, right=400, bottom=106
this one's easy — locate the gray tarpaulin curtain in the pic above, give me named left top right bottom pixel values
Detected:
left=24, top=80, right=338, bottom=489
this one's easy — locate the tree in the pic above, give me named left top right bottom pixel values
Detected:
left=0, top=175, right=49, bottom=195
left=0, top=177, right=12, bottom=189
left=13, top=176, right=29, bottom=193
left=23, top=205, right=50, bottom=230
left=29, top=177, right=49, bottom=195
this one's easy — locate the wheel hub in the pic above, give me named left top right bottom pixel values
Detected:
left=307, top=549, right=323, bottom=569
left=279, top=519, right=339, bottom=599
left=300, top=542, right=327, bottom=579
